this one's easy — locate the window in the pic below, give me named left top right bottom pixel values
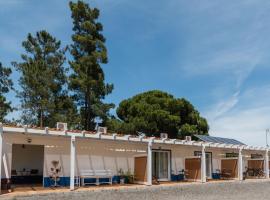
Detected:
left=251, top=154, right=263, bottom=159
left=225, top=152, right=238, bottom=158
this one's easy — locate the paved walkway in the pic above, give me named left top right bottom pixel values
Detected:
left=1, top=179, right=270, bottom=200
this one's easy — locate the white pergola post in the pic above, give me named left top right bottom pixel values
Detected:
left=265, top=149, right=269, bottom=179
left=238, top=148, right=243, bottom=181
left=70, top=135, right=76, bottom=190
left=0, top=123, right=3, bottom=193
left=147, top=140, right=152, bottom=186
left=201, top=145, right=207, bottom=183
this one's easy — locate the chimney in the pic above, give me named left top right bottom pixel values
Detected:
left=160, top=133, right=168, bottom=139
left=185, top=136, right=192, bottom=142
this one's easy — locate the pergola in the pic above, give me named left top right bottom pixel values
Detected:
left=0, top=123, right=269, bottom=192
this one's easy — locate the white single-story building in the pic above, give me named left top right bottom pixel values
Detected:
left=0, top=123, right=269, bottom=192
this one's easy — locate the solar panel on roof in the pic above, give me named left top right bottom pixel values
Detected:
left=195, top=135, right=245, bottom=145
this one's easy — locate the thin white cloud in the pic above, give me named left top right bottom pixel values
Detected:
left=207, top=85, right=270, bottom=146
left=206, top=91, right=239, bottom=121
left=183, top=47, right=262, bottom=83
left=178, top=0, right=269, bottom=84
left=176, top=1, right=270, bottom=147
left=209, top=106, right=270, bottom=146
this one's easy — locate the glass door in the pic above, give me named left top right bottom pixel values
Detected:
left=194, top=151, right=212, bottom=179
left=152, top=151, right=170, bottom=181
left=205, top=153, right=212, bottom=178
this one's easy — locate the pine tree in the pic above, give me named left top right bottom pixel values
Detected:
left=0, top=62, right=13, bottom=121
left=13, top=30, right=78, bottom=128
left=107, top=90, right=209, bottom=139
left=69, top=1, right=114, bottom=130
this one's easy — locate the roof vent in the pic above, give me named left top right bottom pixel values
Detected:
left=185, top=136, right=192, bottom=142
left=56, top=122, right=67, bottom=131
left=97, top=126, right=107, bottom=134
left=160, top=133, right=168, bottom=139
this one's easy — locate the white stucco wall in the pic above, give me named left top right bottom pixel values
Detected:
left=75, top=138, right=147, bottom=176
left=1, top=133, right=147, bottom=179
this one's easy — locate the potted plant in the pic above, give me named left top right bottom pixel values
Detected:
left=118, top=168, right=125, bottom=184
left=118, top=169, right=134, bottom=184
left=125, top=169, right=134, bottom=184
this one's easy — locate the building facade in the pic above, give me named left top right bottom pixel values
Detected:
left=0, top=123, right=269, bottom=191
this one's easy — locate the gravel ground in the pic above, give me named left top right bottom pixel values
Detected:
left=1, top=180, right=270, bottom=200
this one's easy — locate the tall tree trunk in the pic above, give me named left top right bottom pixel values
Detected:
left=84, top=93, right=88, bottom=130
left=40, top=109, right=43, bottom=128
left=87, top=91, right=90, bottom=130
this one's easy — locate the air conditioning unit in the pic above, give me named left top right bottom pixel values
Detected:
left=160, top=133, right=168, bottom=139
left=185, top=136, right=192, bottom=142
left=57, top=122, right=67, bottom=131
left=97, top=126, right=107, bottom=134
left=137, top=132, right=146, bottom=137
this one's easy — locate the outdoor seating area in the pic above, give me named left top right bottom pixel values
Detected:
left=11, top=169, right=42, bottom=184
left=245, top=168, right=265, bottom=178
left=220, top=158, right=238, bottom=180
left=244, top=159, right=265, bottom=179
left=10, top=144, right=44, bottom=186
left=220, top=169, right=233, bottom=179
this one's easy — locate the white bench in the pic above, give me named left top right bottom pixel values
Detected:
left=80, top=170, right=113, bottom=186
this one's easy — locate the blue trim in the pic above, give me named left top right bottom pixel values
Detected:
left=43, top=176, right=121, bottom=187
left=43, top=177, right=70, bottom=187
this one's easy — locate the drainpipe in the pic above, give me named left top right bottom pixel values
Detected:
left=0, top=123, right=2, bottom=194
left=265, top=149, right=269, bottom=179
left=147, top=140, right=153, bottom=186
left=70, top=135, right=76, bottom=190
left=201, top=145, right=207, bottom=183
left=238, top=148, right=243, bottom=181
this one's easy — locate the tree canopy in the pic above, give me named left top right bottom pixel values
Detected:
left=69, top=1, right=114, bottom=130
left=106, top=90, right=209, bottom=139
left=0, top=62, right=13, bottom=121
left=13, top=30, right=78, bottom=128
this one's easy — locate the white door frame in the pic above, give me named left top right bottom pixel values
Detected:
left=152, top=149, right=171, bottom=181
left=194, top=151, right=212, bottom=179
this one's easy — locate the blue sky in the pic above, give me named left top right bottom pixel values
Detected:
left=1, top=0, right=270, bottom=146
